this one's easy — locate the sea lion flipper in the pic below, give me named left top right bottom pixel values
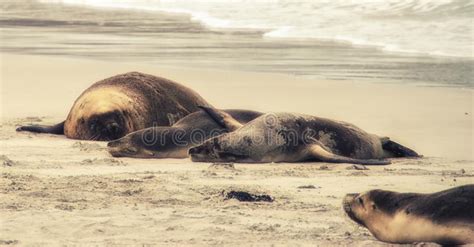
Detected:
left=308, top=143, right=391, bottom=165
left=382, top=139, right=420, bottom=158
left=198, top=105, right=243, bottom=131
left=16, top=121, right=65, bottom=135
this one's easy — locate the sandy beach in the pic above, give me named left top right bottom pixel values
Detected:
left=0, top=53, right=472, bottom=245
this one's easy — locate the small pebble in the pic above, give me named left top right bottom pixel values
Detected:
left=319, top=165, right=329, bottom=170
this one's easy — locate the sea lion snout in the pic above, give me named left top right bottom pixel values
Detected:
left=100, top=121, right=122, bottom=139
left=343, top=193, right=368, bottom=227
left=189, top=139, right=225, bottom=162
left=108, top=138, right=138, bottom=157
left=344, top=193, right=359, bottom=201
left=89, top=115, right=126, bottom=141
left=342, top=193, right=359, bottom=213
left=188, top=146, right=200, bottom=155
left=107, top=138, right=121, bottom=148
left=188, top=145, right=211, bottom=161
left=106, top=122, right=120, bottom=135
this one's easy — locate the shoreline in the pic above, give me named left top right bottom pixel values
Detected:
left=3, top=52, right=474, bottom=89
left=3, top=0, right=473, bottom=87
left=26, top=0, right=474, bottom=60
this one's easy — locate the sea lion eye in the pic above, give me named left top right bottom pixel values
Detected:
left=372, top=204, right=377, bottom=210
left=358, top=197, right=364, bottom=205
left=89, top=120, right=98, bottom=130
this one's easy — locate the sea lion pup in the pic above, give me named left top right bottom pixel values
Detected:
left=16, top=72, right=210, bottom=141
left=107, top=109, right=263, bottom=158
left=188, top=106, right=419, bottom=164
left=343, top=185, right=474, bottom=245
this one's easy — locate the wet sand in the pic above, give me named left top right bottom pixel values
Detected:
left=0, top=53, right=473, bottom=245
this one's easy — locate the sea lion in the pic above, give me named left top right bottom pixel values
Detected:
left=188, top=106, right=419, bottom=164
left=107, top=109, right=263, bottom=158
left=16, top=72, right=210, bottom=141
left=343, top=185, right=474, bottom=245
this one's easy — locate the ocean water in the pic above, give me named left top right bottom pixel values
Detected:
left=1, top=0, right=473, bottom=87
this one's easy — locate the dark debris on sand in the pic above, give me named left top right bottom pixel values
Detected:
left=297, top=185, right=320, bottom=189
left=223, top=190, right=274, bottom=202
left=0, top=240, right=19, bottom=245
left=346, top=164, right=369, bottom=170
left=1, top=155, right=17, bottom=167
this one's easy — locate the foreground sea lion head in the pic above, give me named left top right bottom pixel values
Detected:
left=342, top=190, right=406, bottom=229
left=343, top=185, right=474, bottom=245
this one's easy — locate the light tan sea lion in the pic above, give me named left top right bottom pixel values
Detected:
left=343, top=185, right=474, bottom=245
left=17, top=72, right=210, bottom=141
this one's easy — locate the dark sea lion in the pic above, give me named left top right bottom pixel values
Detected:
left=16, top=72, right=210, bottom=141
left=188, top=106, right=419, bottom=164
left=343, top=185, right=474, bottom=245
left=107, top=109, right=263, bottom=158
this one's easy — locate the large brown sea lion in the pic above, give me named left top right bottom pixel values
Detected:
left=16, top=72, right=210, bottom=141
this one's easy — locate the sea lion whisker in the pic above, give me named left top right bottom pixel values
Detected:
left=90, top=133, right=101, bottom=141
left=88, top=134, right=97, bottom=141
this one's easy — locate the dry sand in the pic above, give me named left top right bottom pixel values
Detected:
left=0, top=53, right=473, bottom=246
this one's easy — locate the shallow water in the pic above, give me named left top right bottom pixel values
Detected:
left=1, top=0, right=473, bottom=87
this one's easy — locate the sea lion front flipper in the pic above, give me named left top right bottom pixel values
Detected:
left=381, top=139, right=420, bottom=158
left=16, top=121, right=65, bottom=135
left=307, top=143, right=391, bottom=165
left=198, top=105, right=243, bottom=131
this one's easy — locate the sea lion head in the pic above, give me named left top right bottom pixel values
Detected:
left=84, top=109, right=129, bottom=141
left=107, top=128, right=168, bottom=158
left=343, top=192, right=377, bottom=228
left=188, top=136, right=229, bottom=162
left=343, top=189, right=424, bottom=242
left=107, top=133, right=151, bottom=158
left=189, top=134, right=254, bottom=162
left=343, top=189, right=420, bottom=226
left=343, top=190, right=401, bottom=233
left=65, top=88, right=138, bottom=141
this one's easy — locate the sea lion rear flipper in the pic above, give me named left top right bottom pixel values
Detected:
left=198, top=105, right=243, bottom=131
left=381, top=139, right=420, bottom=158
left=16, top=121, right=65, bottom=135
left=308, top=143, right=391, bottom=165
